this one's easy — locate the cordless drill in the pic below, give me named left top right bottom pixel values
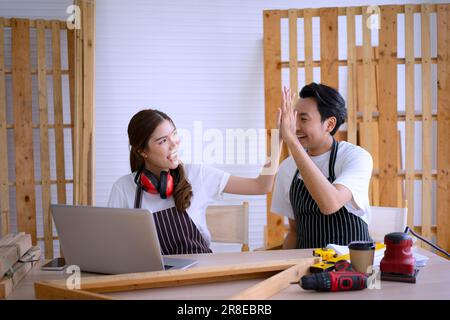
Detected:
left=298, top=271, right=367, bottom=292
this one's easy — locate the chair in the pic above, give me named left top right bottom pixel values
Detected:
left=205, top=201, right=249, bottom=252
left=368, top=206, right=408, bottom=243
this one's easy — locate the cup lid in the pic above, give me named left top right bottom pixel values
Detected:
left=348, top=241, right=375, bottom=250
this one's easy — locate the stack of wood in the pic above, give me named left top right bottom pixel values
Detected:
left=0, top=233, right=41, bottom=298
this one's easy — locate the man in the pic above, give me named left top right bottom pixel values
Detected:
left=272, top=83, right=373, bottom=249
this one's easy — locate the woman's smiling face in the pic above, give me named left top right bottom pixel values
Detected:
left=141, top=119, right=180, bottom=171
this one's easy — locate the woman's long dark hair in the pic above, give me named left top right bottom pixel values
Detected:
left=128, top=109, right=193, bottom=212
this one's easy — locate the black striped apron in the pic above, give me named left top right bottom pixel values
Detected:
left=289, top=139, right=372, bottom=249
left=152, top=206, right=212, bottom=255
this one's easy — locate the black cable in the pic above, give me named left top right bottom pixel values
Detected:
left=404, top=226, right=450, bottom=258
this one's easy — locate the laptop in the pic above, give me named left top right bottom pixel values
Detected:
left=50, top=204, right=197, bottom=274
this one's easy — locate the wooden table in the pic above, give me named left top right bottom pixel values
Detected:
left=6, top=247, right=450, bottom=300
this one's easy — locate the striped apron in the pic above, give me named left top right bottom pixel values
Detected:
left=152, top=206, right=212, bottom=255
left=289, top=139, right=372, bottom=249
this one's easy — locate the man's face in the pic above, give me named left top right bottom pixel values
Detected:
left=294, top=97, right=335, bottom=151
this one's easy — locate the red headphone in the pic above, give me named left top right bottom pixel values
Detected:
left=134, top=167, right=177, bottom=208
left=140, top=169, right=174, bottom=198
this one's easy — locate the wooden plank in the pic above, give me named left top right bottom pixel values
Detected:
left=436, top=4, right=450, bottom=252
left=37, top=20, right=53, bottom=259
left=360, top=7, right=373, bottom=154
left=356, top=46, right=380, bottom=205
left=0, top=246, right=40, bottom=299
left=3, top=19, right=67, bottom=29
left=73, top=0, right=83, bottom=205
left=3, top=69, right=70, bottom=75
left=404, top=5, right=415, bottom=230
left=67, top=29, right=75, bottom=186
left=35, top=258, right=317, bottom=296
left=0, top=18, right=10, bottom=237
left=420, top=4, right=433, bottom=244
left=34, top=282, right=112, bottom=300
left=371, top=47, right=380, bottom=206
left=288, top=9, right=298, bottom=95
left=378, top=6, right=399, bottom=207
left=346, top=7, right=357, bottom=144
left=81, top=0, right=95, bottom=205
left=280, top=57, right=438, bottom=68
left=229, top=258, right=317, bottom=300
left=263, top=10, right=285, bottom=247
left=51, top=20, right=66, bottom=205
left=276, top=5, right=439, bottom=18
left=11, top=19, right=37, bottom=244
left=319, top=7, right=338, bottom=88
left=303, top=8, right=313, bottom=84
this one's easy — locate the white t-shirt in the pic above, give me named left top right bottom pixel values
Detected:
left=271, top=141, right=373, bottom=225
left=107, top=163, right=230, bottom=245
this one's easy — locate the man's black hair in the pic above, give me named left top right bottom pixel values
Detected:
left=299, top=82, right=346, bottom=136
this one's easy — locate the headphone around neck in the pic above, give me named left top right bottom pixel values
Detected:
left=134, top=167, right=177, bottom=208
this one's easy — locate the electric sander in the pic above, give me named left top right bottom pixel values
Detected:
left=380, top=232, right=418, bottom=283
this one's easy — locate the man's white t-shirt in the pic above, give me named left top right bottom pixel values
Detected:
left=271, top=141, right=373, bottom=225
left=107, top=163, right=230, bottom=245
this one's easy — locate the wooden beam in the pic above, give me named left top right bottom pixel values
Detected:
left=421, top=4, right=433, bottom=242
left=355, top=46, right=380, bottom=205
left=437, top=4, right=450, bottom=253
left=319, top=7, right=338, bottom=88
left=73, top=1, right=83, bottom=205
left=276, top=5, right=439, bottom=18
left=0, top=18, right=10, bottom=237
left=263, top=10, right=285, bottom=247
left=3, top=19, right=67, bottom=29
left=229, top=258, right=318, bottom=300
left=404, top=5, right=416, bottom=231
left=34, top=282, right=112, bottom=300
left=67, top=29, right=76, bottom=189
left=51, top=20, right=67, bottom=205
left=37, top=20, right=53, bottom=259
left=35, top=258, right=317, bottom=298
left=378, top=6, right=399, bottom=207
left=346, top=7, right=357, bottom=144
left=11, top=18, right=37, bottom=244
left=361, top=7, right=373, bottom=155
left=288, top=9, right=298, bottom=95
left=280, top=57, right=438, bottom=68
left=3, top=68, right=70, bottom=75
left=303, top=8, right=313, bottom=84
left=77, top=0, right=96, bottom=205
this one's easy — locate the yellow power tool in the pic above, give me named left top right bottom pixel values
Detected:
left=310, top=243, right=386, bottom=273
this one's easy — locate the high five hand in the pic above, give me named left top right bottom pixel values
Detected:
left=278, top=86, right=297, bottom=143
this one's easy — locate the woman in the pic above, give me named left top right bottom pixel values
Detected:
left=108, top=109, right=281, bottom=254
left=272, top=83, right=373, bottom=249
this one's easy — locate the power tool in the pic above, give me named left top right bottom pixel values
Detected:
left=310, top=243, right=385, bottom=273
left=380, top=227, right=450, bottom=283
left=297, top=271, right=367, bottom=292
left=380, top=232, right=418, bottom=283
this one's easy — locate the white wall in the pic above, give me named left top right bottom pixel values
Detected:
left=1, top=0, right=443, bottom=254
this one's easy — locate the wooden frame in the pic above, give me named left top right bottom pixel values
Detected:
left=34, top=258, right=317, bottom=300
left=263, top=4, right=450, bottom=252
left=0, top=0, right=96, bottom=259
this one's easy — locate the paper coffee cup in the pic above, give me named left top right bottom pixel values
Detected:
left=348, top=241, right=375, bottom=274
